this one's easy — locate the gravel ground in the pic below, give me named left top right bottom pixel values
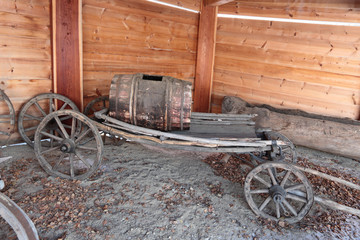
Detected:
left=0, top=141, right=359, bottom=240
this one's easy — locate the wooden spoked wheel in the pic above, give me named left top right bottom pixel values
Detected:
left=263, top=131, right=297, bottom=163
left=83, top=96, right=109, bottom=121
left=18, top=93, right=79, bottom=147
left=0, top=90, right=15, bottom=143
left=0, top=193, right=39, bottom=240
left=34, top=110, right=103, bottom=180
left=244, top=162, right=314, bottom=224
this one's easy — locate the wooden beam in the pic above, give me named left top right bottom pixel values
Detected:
left=52, top=0, right=83, bottom=111
left=193, top=1, right=218, bottom=112
left=205, top=0, right=235, bottom=7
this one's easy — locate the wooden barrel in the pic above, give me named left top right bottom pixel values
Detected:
left=109, top=73, right=192, bottom=131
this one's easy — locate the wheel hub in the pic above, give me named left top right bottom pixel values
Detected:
left=60, top=139, right=76, bottom=153
left=269, top=185, right=286, bottom=203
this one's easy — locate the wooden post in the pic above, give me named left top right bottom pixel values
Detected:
left=193, top=1, right=218, bottom=113
left=52, top=0, right=83, bottom=111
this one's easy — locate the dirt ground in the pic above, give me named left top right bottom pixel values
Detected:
left=0, top=140, right=359, bottom=240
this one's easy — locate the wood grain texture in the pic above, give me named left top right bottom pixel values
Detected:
left=157, top=0, right=201, bottom=11
left=193, top=1, right=218, bottom=112
left=205, top=0, right=234, bottom=7
left=82, top=0, right=198, bottom=102
left=53, top=0, right=83, bottom=111
left=0, top=0, right=51, bottom=144
left=213, top=16, right=360, bottom=119
left=219, top=1, right=360, bottom=22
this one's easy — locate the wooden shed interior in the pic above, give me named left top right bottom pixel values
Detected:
left=1, top=0, right=360, bottom=144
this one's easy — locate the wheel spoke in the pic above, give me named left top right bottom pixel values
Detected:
left=267, top=168, right=278, bottom=185
left=54, top=116, right=70, bottom=139
left=254, top=175, right=272, bottom=188
left=70, top=117, right=76, bottom=139
left=23, top=113, right=43, bottom=121
left=69, top=153, right=75, bottom=178
left=276, top=202, right=280, bottom=218
left=60, top=102, right=68, bottom=110
left=75, top=128, right=92, bottom=144
left=285, top=184, right=305, bottom=192
left=40, top=131, right=63, bottom=142
left=41, top=146, right=59, bottom=154
left=34, top=101, right=47, bottom=117
left=77, top=145, right=97, bottom=151
left=49, top=97, right=53, bottom=113
left=75, top=150, right=91, bottom=168
left=53, top=153, right=65, bottom=170
left=259, top=196, right=272, bottom=211
left=59, top=116, right=72, bottom=121
left=283, top=199, right=298, bottom=216
left=250, top=189, right=269, bottom=194
left=24, top=126, right=38, bottom=132
left=280, top=170, right=291, bottom=187
left=286, top=192, right=307, bottom=203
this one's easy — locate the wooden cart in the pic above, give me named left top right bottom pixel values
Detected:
left=2, top=91, right=358, bottom=224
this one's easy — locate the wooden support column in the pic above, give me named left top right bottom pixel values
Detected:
left=52, top=0, right=83, bottom=111
left=193, top=1, right=218, bottom=112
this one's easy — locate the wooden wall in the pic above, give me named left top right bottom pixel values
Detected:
left=212, top=1, right=360, bottom=119
left=0, top=0, right=52, bottom=142
left=82, top=0, right=199, bottom=107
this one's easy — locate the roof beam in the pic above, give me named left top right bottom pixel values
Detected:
left=205, top=0, right=234, bottom=7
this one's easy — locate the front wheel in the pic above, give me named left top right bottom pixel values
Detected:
left=244, top=162, right=314, bottom=223
left=34, top=110, right=103, bottom=180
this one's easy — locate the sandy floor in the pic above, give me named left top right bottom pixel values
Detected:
left=0, top=141, right=359, bottom=240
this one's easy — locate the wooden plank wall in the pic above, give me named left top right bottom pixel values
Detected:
left=158, top=0, right=201, bottom=11
left=82, top=0, right=199, bottom=107
left=0, top=0, right=52, bottom=143
left=212, top=1, right=360, bottom=119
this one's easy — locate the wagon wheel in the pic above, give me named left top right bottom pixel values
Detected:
left=244, top=162, right=314, bottom=224
left=263, top=131, right=297, bottom=163
left=0, top=90, right=15, bottom=144
left=0, top=192, right=39, bottom=240
left=34, top=110, right=103, bottom=180
left=18, top=93, right=79, bottom=147
left=83, top=96, right=109, bottom=121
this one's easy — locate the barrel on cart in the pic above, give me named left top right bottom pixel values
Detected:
left=109, top=73, right=192, bottom=131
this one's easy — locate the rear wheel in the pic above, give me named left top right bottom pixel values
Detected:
left=34, top=110, right=103, bottom=180
left=18, top=93, right=79, bottom=147
left=244, top=162, right=314, bottom=223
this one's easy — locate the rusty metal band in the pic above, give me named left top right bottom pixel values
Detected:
left=133, top=76, right=139, bottom=126
left=180, top=81, right=184, bottom=131
left=168, top=79, right=173, bottom=131
left=115, top=75, right=120, bottom=119
left=129, top=75, right=135, bottom=125
left=164, top=78, right=170, bottom=131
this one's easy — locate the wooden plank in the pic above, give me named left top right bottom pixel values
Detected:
left=214, top=56, right=360, bottom=90
left=83, top=0, right=198, bottom=25
left=158, top=0, right=201, bottom=11
left=53, top=0, right=83, bottom=111
left=215, top=43, right=360, bottom=77
left=205, top=0, right=234, bottom=7
left=193, top=1, right=218, bottom=112
left=0, top=59, right=51, bottom=80
left=219, top=1, right=360, bottom=22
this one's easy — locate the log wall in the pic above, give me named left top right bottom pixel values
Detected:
left=82, top=0, right=199, bottom=107
left=0, top=0, right=52, bottom=143
left=212, top=1, right=360, bottom=119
